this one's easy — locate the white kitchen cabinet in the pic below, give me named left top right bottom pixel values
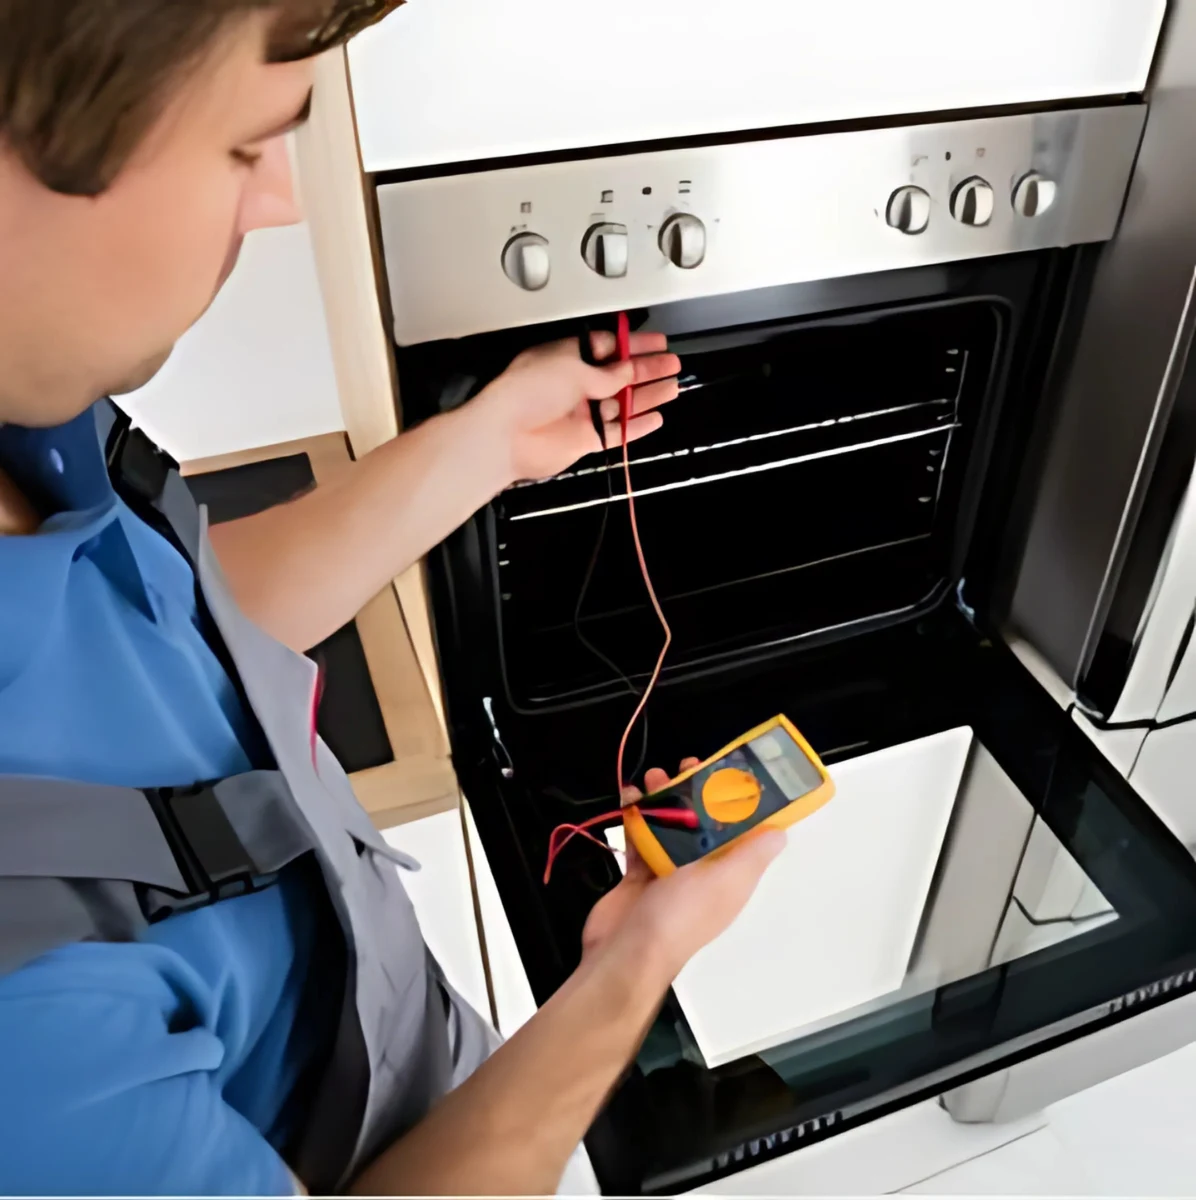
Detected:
left=349, top=0, right=1164, bottom=173
left=120, top=220, right=345, bottom=463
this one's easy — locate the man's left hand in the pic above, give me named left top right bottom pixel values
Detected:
left=473, top=331, right=682, bottom=484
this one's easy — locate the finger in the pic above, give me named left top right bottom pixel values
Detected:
left=629, top=352, right=682, bottom=387
left=583, top=358, right=636, bottom=399
left=584, top=353, right=681, bottom=398
left=631, top=377, right=681, bottom=415
left=596, top=377, right=681, bottom=425
left=621, top=784, right=643, bottom=805
left=604, top=412, right=664, bottom=446
left=642, top=767, right=672, bottom=794
left=679, top=757, right=701, bottom=772
left=589, top=330, right=669, bottom=361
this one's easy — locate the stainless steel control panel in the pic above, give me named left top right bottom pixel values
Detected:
left=376, top=105, right=1146, bottom=345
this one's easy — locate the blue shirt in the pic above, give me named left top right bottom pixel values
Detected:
left=0, top=407, right=338, bottom=1195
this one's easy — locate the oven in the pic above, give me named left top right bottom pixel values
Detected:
left=349, top=1, right=1196, bottom=1193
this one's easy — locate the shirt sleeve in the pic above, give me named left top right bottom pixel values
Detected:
left=0, top=949, right=296, bottom=1197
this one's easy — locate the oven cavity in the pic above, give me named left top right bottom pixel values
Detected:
left=494, top=301, right=1002, bottom=707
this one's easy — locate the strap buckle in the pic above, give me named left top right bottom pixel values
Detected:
left=145, top=784, right=268, bottom=912
left=104, top=408, right=178, bottom=507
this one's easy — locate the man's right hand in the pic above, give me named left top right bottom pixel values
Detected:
left=581, top=761, right=788, bottom=988
left=349, top=763, right=785, bottom=1198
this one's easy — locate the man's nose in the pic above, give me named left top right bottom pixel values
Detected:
left=239, top=136, right=302, bottom=233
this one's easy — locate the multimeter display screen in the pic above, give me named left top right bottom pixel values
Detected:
left=751, top=725, right=825, bottom=799
left=644, top=724, right=825, bottom=867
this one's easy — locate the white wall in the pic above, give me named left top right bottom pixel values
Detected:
left=121, top=220, right=345, bottom=463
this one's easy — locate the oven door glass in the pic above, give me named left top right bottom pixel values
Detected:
left=400, top=255, right=1196, bottom=1194
left=467, top=614, right=1196, bottom=1195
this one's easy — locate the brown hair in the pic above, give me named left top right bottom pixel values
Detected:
left=0, top=0, right=403, bottom=196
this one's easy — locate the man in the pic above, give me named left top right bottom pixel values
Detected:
left=0, top=1, right=786, bottom=1194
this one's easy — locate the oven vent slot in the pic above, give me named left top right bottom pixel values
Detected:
left=713, top=1110, right=841, bottom=1170
left=1109, top=967, right=1196, bottom=1013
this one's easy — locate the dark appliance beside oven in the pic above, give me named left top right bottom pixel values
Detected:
left=375, top=103, right=1196, bottom=1193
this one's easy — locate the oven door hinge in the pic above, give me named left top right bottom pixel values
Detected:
left=482, top=696, right=515, bottom=779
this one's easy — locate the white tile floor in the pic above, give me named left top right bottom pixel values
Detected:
left=904, top=1041, right=1196, bottom=1195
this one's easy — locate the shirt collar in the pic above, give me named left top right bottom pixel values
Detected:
left=0, top=403, right=157, bottom=692
left=0, top=403, right=116, bottom=515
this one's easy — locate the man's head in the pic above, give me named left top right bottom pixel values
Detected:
left=0, top=0, right=400, bottom=426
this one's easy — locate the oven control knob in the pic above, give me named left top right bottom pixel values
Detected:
left=501, top=232, right=550, bottom=291
left=1012, top=171, right=1058, bottom=218
left=950, top=177, right=995, bottom=227
left=886, top=185, right=931, bottom=235
left=659, top=213, right=706, bottom=269
left=581, top=222, right=629, bottom=278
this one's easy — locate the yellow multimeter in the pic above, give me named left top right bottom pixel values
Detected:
left=623, top=715, right=835, bottom=877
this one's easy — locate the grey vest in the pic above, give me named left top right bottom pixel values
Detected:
left=0, top=408, right=494, bottom=1193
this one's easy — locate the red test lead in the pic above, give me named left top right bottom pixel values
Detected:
left=543, top=807, right=700, bottom=884
left=613, top=311, right=673, bottom=800
left=544, top=312, right=677, bottom=885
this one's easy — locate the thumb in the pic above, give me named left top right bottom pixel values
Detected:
left=702, top=827, right=788, bottom=895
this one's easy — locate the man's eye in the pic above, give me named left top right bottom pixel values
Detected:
left=231, top=147, right=263, bottom=168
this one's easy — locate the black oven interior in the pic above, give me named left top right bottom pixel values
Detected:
left=396, top=249, right=1196, bottom=1194
left=499, top=300, right=998, bottom=710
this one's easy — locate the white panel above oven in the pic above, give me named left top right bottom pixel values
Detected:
left=348, top=0, right=1166, bottom=172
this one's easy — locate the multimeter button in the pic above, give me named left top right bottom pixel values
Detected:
left=702, top=768, right=762, bottom=824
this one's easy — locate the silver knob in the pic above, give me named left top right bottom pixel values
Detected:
left=659, top=213, right=706, bottom=269
left=1012, top=171, right=1058, bottom=218
left=501, top=232, right=550, bottom=291
left=950, top=177, right=995, bottom=227
left=886, top=185, right=931, bottom=235
left=581, top=223, right=629, bottom=278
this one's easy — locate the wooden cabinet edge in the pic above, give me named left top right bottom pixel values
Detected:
left=356, top=581, right=448, bottom=761
left=392, top=563, right=448, bottom=737
left=294, top=52, right=453, bottom=739
left=179, top=432, right=352, bottom=483
left=182, top=435, right=459, bottom=823
left=295, top=48, right=399, bottom=459
left=353, top=759, right=460, bottom=829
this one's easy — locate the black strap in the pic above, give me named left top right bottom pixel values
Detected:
left=0, top=772, right=313, bottom=918
left=102, top=401, right=274, bottom=770
left=103, top=404, right=179, bottom=508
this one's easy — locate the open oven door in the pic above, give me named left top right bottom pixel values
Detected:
left=399, top=263, right=1196, bottom=1195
